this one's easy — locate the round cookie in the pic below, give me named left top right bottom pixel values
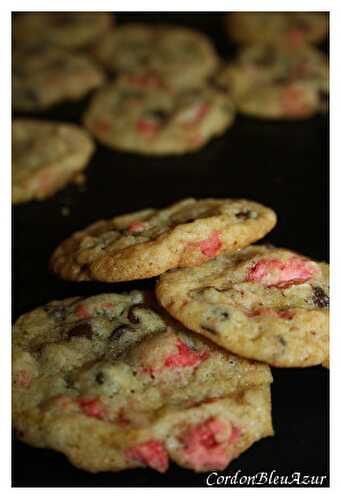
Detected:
left=13, top=291, right=273, bottom=473
left=13, top=12, right=113, bottom=50
left=93, top=24, right=219, bottom=90
left=322, top=358, right=329, bottom=369
left=49, top=198, right=277, bottom=282
left=12, top=120, right=95, bottom=204
left=216, top=45, right=329, bottom=119
left=225, top=12, right=328, bottom=46
left=84, top=75, right=235, bottom=154
left=156, top=245, right=329, bottom=367
left=13, top=47, right=106, bottom=111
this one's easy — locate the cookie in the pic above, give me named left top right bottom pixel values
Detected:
left=84, top=75, right=235, bottom=154
left=156, top=245, right=329, bottom=367
left=93, top=24, right=219, bottom=90
left=225, top=12, right=328, bottom=46
left=12, top=120, right=94, bottom=204
left=322, top=358, right=329, bottom=369
left=216, top=45, right=328, bottom=119
left=49, top=198, right=277, bottom=282
left=13, top=12, right=113, bottom=50
left=13, top=47, right=106, bottom=111
left=13, top=291, right=273, bottom=473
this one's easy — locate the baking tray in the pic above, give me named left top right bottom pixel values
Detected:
left=12, top=12, right=329, bottom=487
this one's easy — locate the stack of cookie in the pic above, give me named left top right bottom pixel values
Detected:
left=12, top=198, right=329, bottom=474
left=219, top=12, right=329, bottom=119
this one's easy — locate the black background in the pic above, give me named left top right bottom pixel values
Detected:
left=12, top=12, right=329, bottom=487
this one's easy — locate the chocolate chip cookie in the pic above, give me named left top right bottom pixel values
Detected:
left=49, top=198, right=277, bottom=282
left=156, top=245, right=329, bottom=367
left=12, top=120, right=94, bottom=204
left=13, top=47, right=105, bottom=111
left=216, top=45, right=328, bottom=119
left=84, top=74, right=235, bottom=155
left=93, top=24, right=219, bottom=90
left=13, top=291, right=273, bottom=473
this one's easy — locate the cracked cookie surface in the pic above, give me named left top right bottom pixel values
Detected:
left=12, top=120, right=94, bottom=204
left=156, top=245, right=329, bottom=367
left=13, top=291, right=273, bottom=473
left=49, top=198, right=277, bottom=282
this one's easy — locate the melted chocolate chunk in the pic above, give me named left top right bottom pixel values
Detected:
left=95, top=372, right=105, bottom=384
left=109, top=324, right=133, bottom=340
left=67, top=322, right=93, bottom=339
left=312, top=287, right=329, bottom=308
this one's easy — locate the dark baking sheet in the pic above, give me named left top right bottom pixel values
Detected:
left=12, top=12, right=329, bottom=487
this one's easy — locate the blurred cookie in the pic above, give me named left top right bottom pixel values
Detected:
left=156, top=245, right=329, bottom=367
left=13, top=12, right=113, bottom=50
left=225, top=12, right=328, bottom=46
left=49, top=198, right=277, bottom=282
left=13, top=291, right=273, bottom=473
left=93, top=24, right=219, bottom=90
left=12, top=120, right=94, bottom=204
left=84, top=75, right=234, bottom=154
left=216, top=45, right=328, bottom=119
left=13, top=47, right=105, bottom=111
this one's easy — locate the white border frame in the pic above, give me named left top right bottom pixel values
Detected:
left=2, top=1, right=338, bottom=498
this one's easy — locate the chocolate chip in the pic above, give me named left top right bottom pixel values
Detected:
left=109, top=324, right=133, bottom=340
left=67, top=322, right=93, bottom=339
left=278, top=336, right=287, bottom=346
left=312, top=287, right=329, bottom=308
left=127, top=305, right=151, bottom=324
left=95, top=372, right=105, bottom=384
left=235, top=210, right=252, bottom=220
